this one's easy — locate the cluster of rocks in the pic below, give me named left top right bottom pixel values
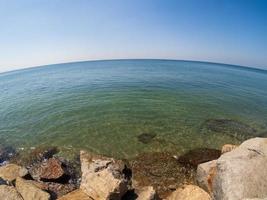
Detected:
left=1, top=137, right=267, bottom=199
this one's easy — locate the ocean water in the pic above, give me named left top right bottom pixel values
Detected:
left=0, top=60, right=267, bottom=158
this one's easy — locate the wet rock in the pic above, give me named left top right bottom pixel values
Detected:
left=137, top=133, right=156, bottom=144
left=58, top=189, right=92, bottom=200
left=0, top=164, right=28, bottom=182
left=0, top=146, right=17, bottom=165
left=45, top=182, right=76, bottom=199
left=80, top=150, right=130, bottom=200
left=131, top=152, right=195, bottom=198
left=166, top=185, right=211, bottom=200
left=0, top=185, right=23, bottom=200
left=29, top=158, right=65, bottom=181
left=177, top=148, right=221, bottom=168
left=198, top=137, right=267, bottom=200
left=221, top=144, right=238, bottom=154
left=201, top=119, right=257, bottom=140
left=16, top=177, right=50, bottom=200
left=196, top=160, right=217, bottom=193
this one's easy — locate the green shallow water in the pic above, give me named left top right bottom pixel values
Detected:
left=0, top=60, right=267, bottom=158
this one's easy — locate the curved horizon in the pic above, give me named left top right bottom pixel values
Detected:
left=1, top=58, right=266, bottom=76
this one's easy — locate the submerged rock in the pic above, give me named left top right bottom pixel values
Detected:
left=201, top=119, right=257, bottom=140
left=0, top=146, right=17, bottom=165
left=131, top=152, right=195, bottom=198
left=177, top=148, right=221, bottom=168
left=80, top=150, right=130, bottom=200
left=137, top=133, right=156, bottom=144
left=0, top=185, right=23, bottom=200
left=16, top=177, right=50, bottom=200
left=11, top=146, right=59, bottom=167
left=197, top=137, right=267, bottom=200
left=0, top=164, right=28, bottom=182
left=166, top=185, right=211, bottom=200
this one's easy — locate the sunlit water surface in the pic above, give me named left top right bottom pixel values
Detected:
left=1, top=60, right=267, bottom=158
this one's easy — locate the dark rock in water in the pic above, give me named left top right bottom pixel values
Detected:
left=137, top=133, right=156, bottom=144
left=177, top=148, right=221, bottom=168
left=131, top=152, right=196, bottom=199
left=0, top=146, right=17, bottom=164
left=11, top=146, right=59, bottom=167
left=201, top=119, right=257, bottom=140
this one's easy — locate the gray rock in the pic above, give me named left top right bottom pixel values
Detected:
left=196, top=160, right=216, bottom=193
left=198, top=137, right=267, bottom=200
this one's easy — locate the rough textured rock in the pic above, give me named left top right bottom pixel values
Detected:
left=16, top=177, right=50, bottom=200
left=80, top=150, right=130, bottom=200
left=213, top=137, right=267, bottom=200
left=221, top=144, right=238, bottom=154
left=0, top=185, right=23, bottom=200
left=58, top=189, right=93, bottom=200
left=0, top=164, right=28, bottom=182
left=135, top=186, right=157, bottom=200
left=196, top=160, right=217, bottom=193
left=46, top=182, right=76, bottom=199
left=166, top=185, right=211, bottom=200
left=177, top=148, right=221, bottom=168
left=198, top=137, right=267, bottom=200
left=29, top=158, right=65, bottom=181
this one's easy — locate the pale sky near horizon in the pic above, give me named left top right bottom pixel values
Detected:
left=0, top=0, right=267, bottom=73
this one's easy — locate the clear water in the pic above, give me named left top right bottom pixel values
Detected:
left=1, top=60, right=267, bottom=158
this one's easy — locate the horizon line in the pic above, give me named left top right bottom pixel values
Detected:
left=1, top=58, right=266, bottom=75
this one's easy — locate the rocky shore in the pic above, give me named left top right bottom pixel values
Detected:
left=0, top=137, right=266, bottom=200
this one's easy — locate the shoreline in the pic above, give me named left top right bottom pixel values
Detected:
left=1, top=137, right=267, bottom=199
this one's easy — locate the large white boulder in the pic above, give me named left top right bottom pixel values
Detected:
left=80, top=150, right=130, bottom=200
left=197, top=137, right=267, bottom=200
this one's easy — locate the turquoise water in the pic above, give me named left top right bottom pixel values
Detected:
left=0, top=60, right=267, bottom=158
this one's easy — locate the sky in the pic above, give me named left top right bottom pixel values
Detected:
left=0, top=0, right=267, bottom=73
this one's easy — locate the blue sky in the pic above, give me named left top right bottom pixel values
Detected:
left=0, top=0, right=266, bottom=72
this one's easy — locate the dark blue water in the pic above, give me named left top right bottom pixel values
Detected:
left=0, top=60, right=267, bottom=158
